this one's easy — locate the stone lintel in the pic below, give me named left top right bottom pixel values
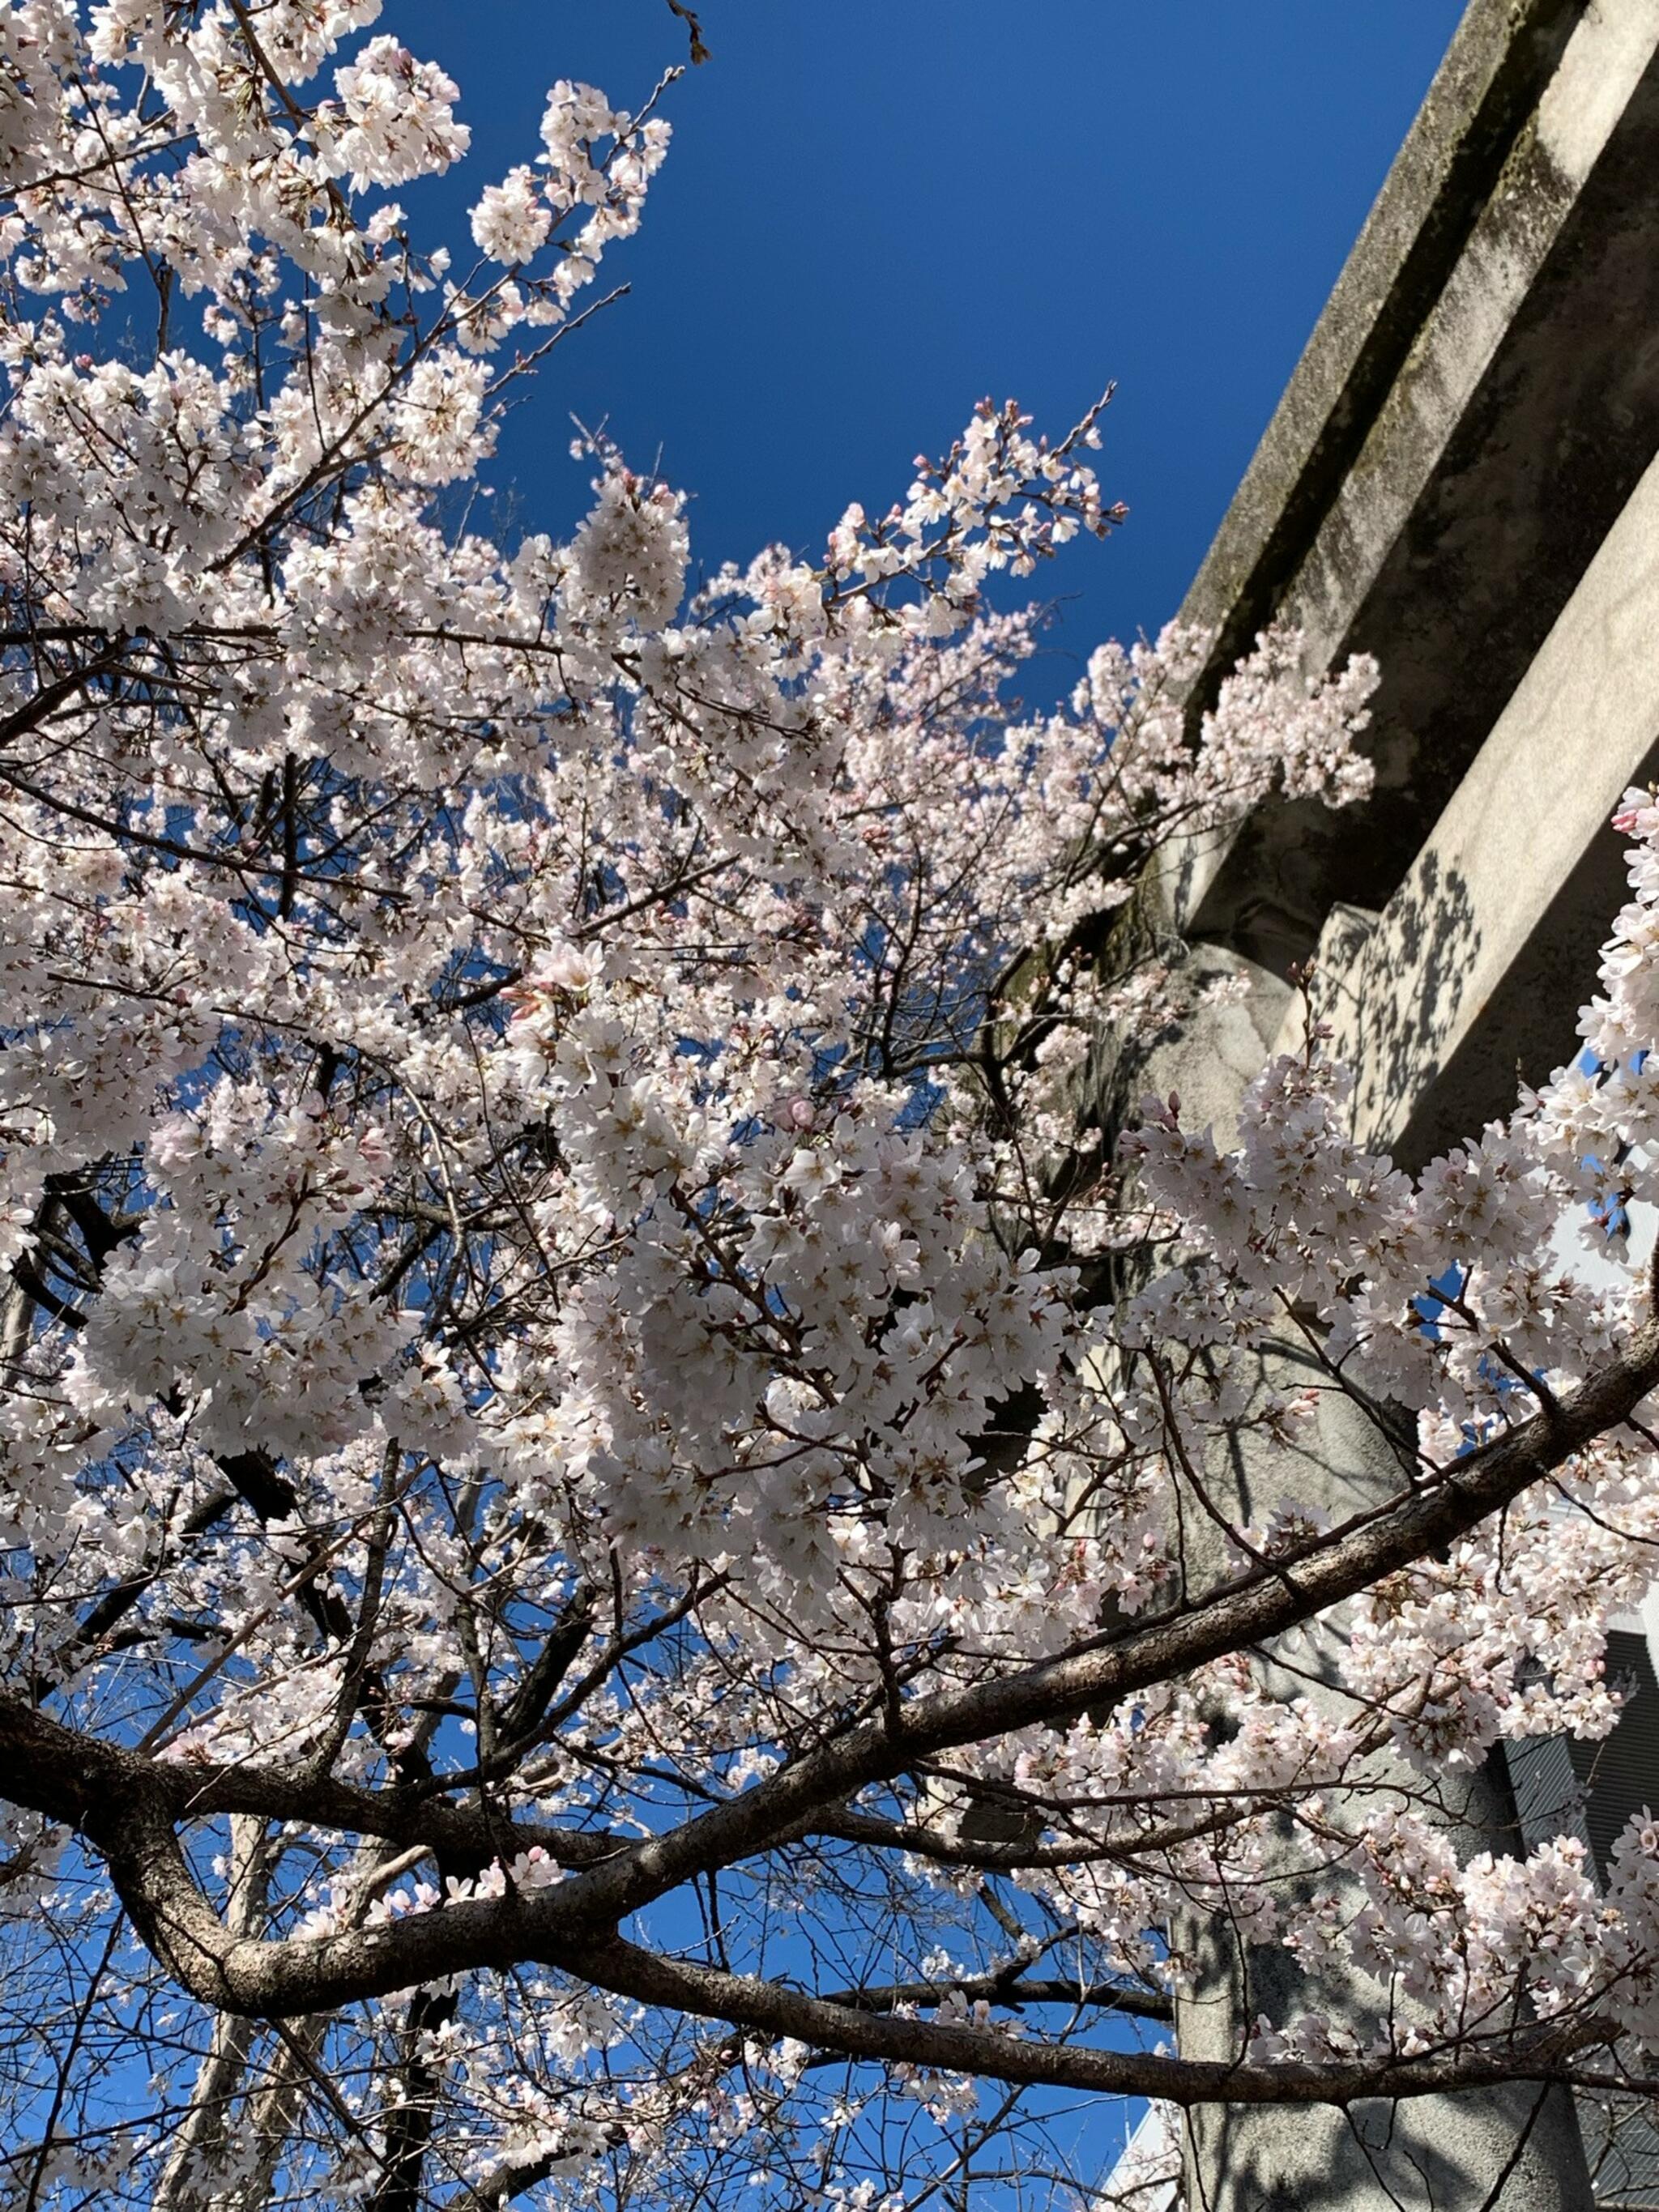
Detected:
left=1166, top=0, right=1659, bottom=996
left=1175, top=0, right=1585, bottom=672
left=1276, top=447, right=1659, bottom=1172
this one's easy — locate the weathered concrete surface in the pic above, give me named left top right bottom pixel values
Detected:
left=1171, top=1355, right=1592, bottom=2210
left=1172, top=0, right=1659, bottom=982
left=1179, top=2081, right=1593, bottom=2212
left=1104, top=953, right=1597, bottom=2212
left=1278, top=443, right=1659, bottom=1169
left=1177, top=0, right=1585, bottom=673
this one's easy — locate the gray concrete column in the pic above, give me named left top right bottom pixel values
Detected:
left=1094, top=944, right=1594, bottom=2211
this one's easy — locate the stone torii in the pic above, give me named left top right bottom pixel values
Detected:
left=1095, top=2, right=1659, bottom=2203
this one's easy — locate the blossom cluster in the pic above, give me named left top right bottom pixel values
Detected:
left=2, top=8, right=1658, bottom=2210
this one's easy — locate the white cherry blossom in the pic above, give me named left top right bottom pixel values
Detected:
left=0, top=8, right=1656, bottom=2210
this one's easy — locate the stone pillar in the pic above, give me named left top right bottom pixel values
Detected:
left=1094, top=940, right=1595, bottom=2210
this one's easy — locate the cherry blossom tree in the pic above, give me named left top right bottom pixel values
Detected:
left=2, top=5, right=1658, bottom=2208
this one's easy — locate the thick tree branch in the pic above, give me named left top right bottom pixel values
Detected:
left=548, top=1314, right=1659, bottom=1927
left=561, top=1932, right=1614, bottom=2111
left=0, top=1308, right=1644, bottom=2147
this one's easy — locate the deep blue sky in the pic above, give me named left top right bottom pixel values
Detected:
left=399, top=1, right=1464, bottom=702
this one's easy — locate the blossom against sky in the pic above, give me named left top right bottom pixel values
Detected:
left=396, top=0, right=1463, bottom=697
left=16, top=10, right=1659, bottom=2202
